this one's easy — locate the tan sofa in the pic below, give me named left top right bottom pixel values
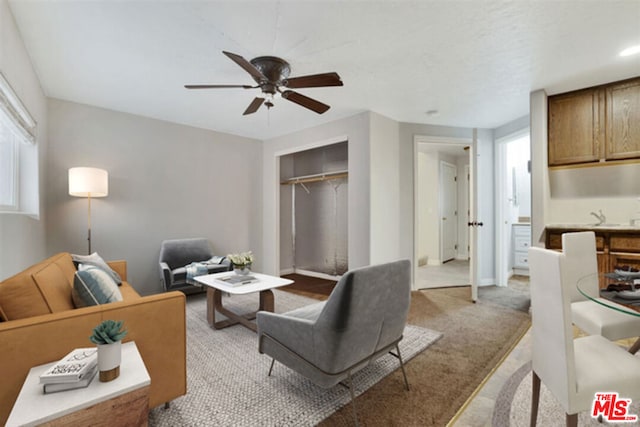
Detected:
left=0, top=253, right=187, bottom=425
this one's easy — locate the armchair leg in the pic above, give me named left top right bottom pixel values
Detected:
left=347, top=371, right=359, bottom=427
left=395, top=344, right=410, bottom=391
left=268, top=358, right=275, bottom=376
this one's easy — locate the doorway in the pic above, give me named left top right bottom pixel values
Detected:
left=496, top=130, right=531, bottom=287
left=414, top=139, right=471, bottom=289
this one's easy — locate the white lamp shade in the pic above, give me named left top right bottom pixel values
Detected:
left=68, top=167, right=109, bottom=197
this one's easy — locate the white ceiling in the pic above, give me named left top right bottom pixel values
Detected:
left=8, top=1, right=640, bottom=140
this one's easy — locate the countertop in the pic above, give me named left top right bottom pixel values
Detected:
left=546, top=223, right=640, bottom=232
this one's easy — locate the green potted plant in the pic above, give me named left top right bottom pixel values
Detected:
left=227, top=251, right=254, bottom=275
left=90, top=319, right=128, bottom=382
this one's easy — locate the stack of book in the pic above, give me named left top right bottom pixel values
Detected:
left=39, top=348, right=98, bottom=393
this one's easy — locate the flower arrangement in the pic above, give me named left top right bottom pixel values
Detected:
left=90, top=319, right=128, bottom=345
left=227, top=251, right=254, bottom=267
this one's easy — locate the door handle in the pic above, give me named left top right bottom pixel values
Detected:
left=467, top=221, right=484, bottom=227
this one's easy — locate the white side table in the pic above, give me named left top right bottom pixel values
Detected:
left=6, top=341, right=150, bottom=427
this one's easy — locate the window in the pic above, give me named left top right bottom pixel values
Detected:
left=0, top=72, right=37, bottom=215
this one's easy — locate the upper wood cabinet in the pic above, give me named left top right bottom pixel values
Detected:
left=605, top=78, right=640, bottom=160
left=548, top=76, right=640, bottom=167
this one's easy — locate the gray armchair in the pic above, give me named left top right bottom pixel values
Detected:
left=159, top=238, right=231, bottom=294
left=257, top=259, right=411, bottom=424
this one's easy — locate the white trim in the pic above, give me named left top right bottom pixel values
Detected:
left=0, top=72, right=36, bottom=144
left=279, top=267, right=295, bottom=276
left=274, top=136, right=349, bottom=276
left=495, top=127, right=530, bottom=144
left=274, top=135, right=348, bottom=157
left=415, top=135, right=471, bottom=145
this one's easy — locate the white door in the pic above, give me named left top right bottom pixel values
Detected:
left=440, top=161, right=457, bottom=262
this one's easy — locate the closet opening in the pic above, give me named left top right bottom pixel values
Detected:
left=279, top=141, right=348, bottom=282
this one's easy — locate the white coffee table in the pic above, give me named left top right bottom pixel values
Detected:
left=194, top=272, right=293, bottom=332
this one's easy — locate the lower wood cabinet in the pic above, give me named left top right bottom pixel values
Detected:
left=545, top=228, right=640, bottom=288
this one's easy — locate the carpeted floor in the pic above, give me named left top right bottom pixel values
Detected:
left=281, top=275, right=532, bottom=426
left=148, top=289, right=441, bottom=426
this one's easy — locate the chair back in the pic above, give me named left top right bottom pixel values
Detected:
left=314, top=259, right=411, bottom=374
left=561, top=231, right=599, bottom=301
left=159, top=238, right=214, bottom=270
left=528, top=247, right=576, bottom=411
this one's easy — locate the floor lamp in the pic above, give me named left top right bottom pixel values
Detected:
left=68, top=167, right=109, bottom=254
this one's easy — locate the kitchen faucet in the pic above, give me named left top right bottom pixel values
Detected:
left=590, top=210, right=606, bottom=225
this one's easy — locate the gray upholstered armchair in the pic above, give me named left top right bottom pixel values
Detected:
left=159, top=238, right=231, bottom=293
left=257, top=259, right=411, bottom=423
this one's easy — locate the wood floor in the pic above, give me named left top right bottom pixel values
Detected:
left=280, top=273, right=336, bottom=300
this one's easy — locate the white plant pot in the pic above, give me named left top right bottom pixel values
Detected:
left=97, top=340, right=121, bottom=382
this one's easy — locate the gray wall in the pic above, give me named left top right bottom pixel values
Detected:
left=0, top=0, right=48, bottom=280
left=46, top=99, right=262, bottom=295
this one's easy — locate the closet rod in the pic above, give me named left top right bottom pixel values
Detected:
left=280, top=170, right=348, bottom=186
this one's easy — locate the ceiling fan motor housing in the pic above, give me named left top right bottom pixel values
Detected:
left=250, top=56, right=291, bottom=90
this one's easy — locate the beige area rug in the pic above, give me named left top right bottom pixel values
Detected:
left=493, top=361, right=640, bottom=426
left=320, top=286, right=532, bottom=426
left=148, top=290, right=442, bottom=426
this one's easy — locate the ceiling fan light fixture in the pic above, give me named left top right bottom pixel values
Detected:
left=265, top=92, right=275, bottom=108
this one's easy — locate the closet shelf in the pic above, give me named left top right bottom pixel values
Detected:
left=281, top=170, right=348, bottom=185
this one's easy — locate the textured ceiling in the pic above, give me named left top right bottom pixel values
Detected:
left=8, top=1, right=640, bottom=140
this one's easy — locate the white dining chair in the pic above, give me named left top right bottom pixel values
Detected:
left=563, top=231, right=640, bottom=353
left=529, top=247, right=640, bottom=426
left=529, top=246, right=640, bottom=426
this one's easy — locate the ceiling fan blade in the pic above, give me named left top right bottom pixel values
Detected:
left=281, top=90, right=330, bottom=114
left=285, top=72, right=343, bottom=89
left=243, top=97, right=265, bottom=115
left=223, top=51, right=267, bottom=83
left=184, top=84, right=254, bottom=89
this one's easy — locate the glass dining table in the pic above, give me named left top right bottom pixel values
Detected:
left=577, top=271, right=640, bottom=354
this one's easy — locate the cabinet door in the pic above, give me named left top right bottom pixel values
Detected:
left=606, top=78, right=640, bottom=160
left=548, top=88, right=604, bottom=166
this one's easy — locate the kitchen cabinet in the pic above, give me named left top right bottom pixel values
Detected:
left=545, top=227, right=640, bottom=288
left=548, top=76, right=640, bottom=167
left=605, top=78, right=640, bottom=160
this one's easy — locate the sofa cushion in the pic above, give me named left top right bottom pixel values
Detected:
left=32, top=262, right=75, bottom=313
left=0, top=264, right=51, bottom=321
left=72, top=267, right=123, bottom=308
left=72, top=252, right=122, bottom=285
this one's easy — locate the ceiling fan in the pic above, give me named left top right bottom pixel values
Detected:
left=185, top=51, right=343, bottom=115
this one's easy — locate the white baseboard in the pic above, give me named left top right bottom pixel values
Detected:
left=513, top=268, right=530, bottom=277
left=279, top=267, right=295, bottom=276
left=293, top=268, right=341, bottom=281
left=478, top=278, right=496, bottom=287
left=427, top=258, right=442, bottom=266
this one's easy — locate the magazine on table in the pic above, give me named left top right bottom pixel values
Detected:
left=39, top=348, right=98, bottom=384
left=216, top=275, right=259, bottom=286
left=43, top=365, right=98, bottom=393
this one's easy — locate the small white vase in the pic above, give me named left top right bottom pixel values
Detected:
left=97, top=340, right=121, bottom=382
